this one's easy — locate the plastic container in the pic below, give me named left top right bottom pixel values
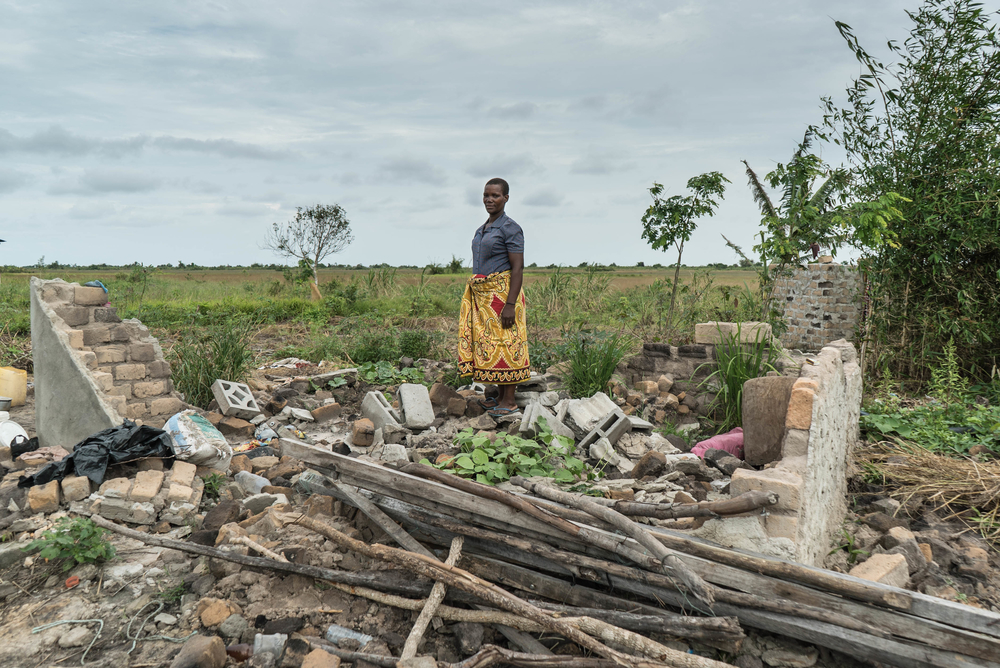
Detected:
left=0, top=368, right=26, bottom=407
left=0, top=414, right=29, bottom=449
left=325, top=624, right=373, bottom=647
left=252, top=633, right=287, bottom=661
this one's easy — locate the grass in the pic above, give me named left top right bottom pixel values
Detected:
left=700, top=324, right=779, bottom=432
left=566, top=331, right=637, bottom=398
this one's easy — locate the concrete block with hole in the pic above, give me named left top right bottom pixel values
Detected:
left=578, top=409, right=632, bottom=450
left=361, top=391, right=401, bottom=430
left=210, top=379, right=261, bottom=419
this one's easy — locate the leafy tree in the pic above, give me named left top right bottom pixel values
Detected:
left=641, top=172, right=729, bottom=330
left=819, top=0, right=1000, bottom=382
left=743, top=132, right=905, bottom=325
left=264, top=204, right=354, bottom=290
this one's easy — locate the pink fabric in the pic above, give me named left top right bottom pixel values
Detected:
left=691, top=428, right=744, bottom=459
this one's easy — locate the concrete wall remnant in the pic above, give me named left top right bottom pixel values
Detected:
left=30, top=278, right=189, bottom=449
left=772, top=263, right=860, bottom=351
left=701, top=338, right=862, bottom=566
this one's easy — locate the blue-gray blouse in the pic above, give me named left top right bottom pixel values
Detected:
left=471, top=213, right=524, bottom=275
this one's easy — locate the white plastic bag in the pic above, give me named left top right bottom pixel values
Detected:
left=164, top=410, right=232, bottom=472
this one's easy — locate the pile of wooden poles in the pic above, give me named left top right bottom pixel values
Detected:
left=100, top=438, right=1000, bottom=668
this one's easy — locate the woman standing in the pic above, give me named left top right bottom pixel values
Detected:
left=458, top=177, right=530, bottom=416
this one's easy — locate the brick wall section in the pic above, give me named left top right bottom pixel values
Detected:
left=40, top=280, right=187, bottom=428
left=772, top=263, right=860, bottom=351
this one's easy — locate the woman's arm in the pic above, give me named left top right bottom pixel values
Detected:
left=501, top=252, right=524, bottom=329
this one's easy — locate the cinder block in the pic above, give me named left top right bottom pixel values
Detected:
left=107, top=384, right=133, bottom=399
left=150, top=397, right=184, bottom=416
left=54, top=305, right=90, bottom=327
left=61, top=476, right=92, bottom=502
left=361, top=391, right=401, bottom=430
left=115, top=364, right=147, bottom=381
left=130, top=470, right=165, bottom=502
left=171, top=460, right=198, bottom=488
left=128, top=343, right=157, bottom=362
left=133, top=380, right=168, bottom=399
left=147, top=360, right=172, bottom=378
left=399, top=383, right=434, bottom=430
left=93, top=371, right=114, bottom=392
left=785, top=387, right=815, bottom=430
left=94, top=345, right=127, bottom=364
left=92, top=307, right=121, bottom=323
left=765, top=513, right=799, bottom=540
left=74, top=285, right=108, bottom=305
left=110, top=325, right=133, bottom=342
left=166, top=484, right=194, bottom=504
left=849, top=553, right=909, bottom=589
left=210, top=379, right=261, bottom=419
left=66, top=329, right=84, bottom=349
left=28, top=481, right=61, bottom=513
left=730, top=468, right=802, bottom=513
left=579, top=409, right=632, bottom=450
left=99, top=477, right=132, bottom=499
left=82, top=326, right=111, bottom=346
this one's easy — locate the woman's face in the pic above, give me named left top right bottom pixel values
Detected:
left=483, top=184, right=508, bottom=215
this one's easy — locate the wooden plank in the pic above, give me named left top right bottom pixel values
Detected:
left=332, top=481, right=436, bottom=558
left=285, top=438, right=1000, bottom=641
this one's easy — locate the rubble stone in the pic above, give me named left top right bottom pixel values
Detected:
left=230, top=455, right=252, bottom=474
left=169, top=635, right=227, bottom=668
left=129, top=469, right=165, bottom=502
left=219, top=416, right=255, bottom=438
left=197, top=598, right=239, bottom=627
left=453, top=622, right=485, bottom=655
left=244, top=493, right=280, bottom=514
left=304, top=494, right=335, bottom=517
left=880, top=526, right=926, bottom=574
left=632, top=451, right=666, bottom=479
left=849, top=553, right=909, bottom=589
left=61, top=476, right=92, bottom=502
left=204, top=500, right=243, bottom=531
left=381, top=443, right=409, bottom=464
left=28, top=481, right=61, bottom=513
left=352, top=418, right=375, bottom=447
left=446, top=397, right=467, bottom=416
left=634, top=380, right=659, bottom=395
left=311, top=403, right=342, bottom=423
left=167, top=484, right=194, bottom=504
left=251, top=455, right=280, bottom=472
left=301, top=649, right=341, bottom=668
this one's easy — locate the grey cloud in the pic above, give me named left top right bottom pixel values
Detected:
left=487, top=102, right=538, bottom=119
left=378, top=158, right=446, bottom=186
left=0, top=126, right=285, bottom=160
left=465, top=153, right=543, bottom=178
left=0, top=168, right=31, bottom=193
left=0, top=126, right=144, bottom=157
left=150, top=136, right=288, bottom=160
left=631, top=86, right=672, bottom=116
left=174, top=177, right=223, bottom=194
left=570, top=95, right=608, bottom=112
left=570, top=151, right=636, bottom=175
left=80, top=168, right=161, bottom=193
left=523, top=189, right=563, bottom=207
left=216, top=201, right=282, bottom=217
left=68, top=201, right=119, bottom=219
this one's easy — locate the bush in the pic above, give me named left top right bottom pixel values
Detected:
left=566, top=332, right=636, bottom=398
left=25, top=517, right=116, bottom=571
left=399, top=329, right=432, bottom=360
left=350, top=330, right=401, bottom=365
left=701, top=324, right=778, bottom=431
left=172, top=318, right=257, bottom=408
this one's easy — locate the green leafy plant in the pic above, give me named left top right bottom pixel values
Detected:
left=202, top=473, right=227, bottom=500
left=25, top=517, right=116, bottom=571
left=398, top=329, right=432, bottom=360
left=425, top=418, right=591, bottom=485
left=566, top=331, right=636, bottom=398
left=829, top=529, right=870, bottom=565
left=349, top=330, right=401, bottom=365
left=700, top=324, right=778, bottom=431
left=357, top=361, right=426, bottom=386
left=171, top=317, right=258, bottom=408
left=641, top=172, right=730, bottom=328
left=930, top=338, right=970, bottom=404
left=158, top=583, right=187, bottom=604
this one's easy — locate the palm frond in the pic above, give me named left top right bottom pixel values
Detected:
left=807, top=169, right=850, bottom=212
left=742, top=160, right=778, bottom=218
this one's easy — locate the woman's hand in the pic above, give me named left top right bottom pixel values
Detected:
left=501, top=303, right=516, bottom=329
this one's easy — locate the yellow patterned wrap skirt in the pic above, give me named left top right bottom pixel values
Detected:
left=458, top=271, right=530, bottom=384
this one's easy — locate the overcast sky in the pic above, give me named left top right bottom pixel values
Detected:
left=2, top=1, right=994, bottom=268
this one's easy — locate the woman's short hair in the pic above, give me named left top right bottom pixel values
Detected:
left=485, top=177, right=509, bottom=196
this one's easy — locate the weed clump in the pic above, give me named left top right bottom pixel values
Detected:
left=700, top=324, right=778, bottom=431
left=566, top=332, right=635, bottom=398
left=25, top=517, right=116, bottom=571
left=171, top=318, right=257, bottom=408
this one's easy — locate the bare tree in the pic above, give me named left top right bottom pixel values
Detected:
left=263, top=204, right=354, bottom=289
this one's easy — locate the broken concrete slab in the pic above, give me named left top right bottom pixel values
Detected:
left=398, top=383, right=434, bottom=430
left=361, top=391, right=401, bottom=430
left=563, top=392, right=619, bottom=440
left=519, top=402, right=575, bottom=440
left=742, top=375, right=796, bottom=466
left=210, top=379, right=262, bottom=420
